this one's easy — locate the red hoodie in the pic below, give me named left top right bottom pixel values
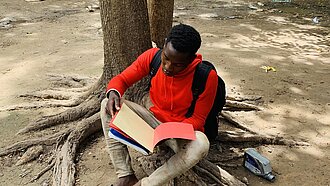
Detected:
left=106, top=48, right=218, bottom=132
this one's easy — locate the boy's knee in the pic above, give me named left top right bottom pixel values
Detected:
left=193, top=131, right=210, bottom=158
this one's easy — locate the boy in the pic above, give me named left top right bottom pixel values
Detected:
left=101, top=24, right=218, bottom=186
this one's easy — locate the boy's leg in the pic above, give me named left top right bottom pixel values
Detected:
left=140, top=131, right=210, bottom=186
left=100, top=98, right=136, bottom=183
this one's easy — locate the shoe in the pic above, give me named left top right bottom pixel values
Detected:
left=114, top=174, right=138, bottom=186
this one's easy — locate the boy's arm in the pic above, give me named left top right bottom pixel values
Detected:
left=182, top=70, right=218, bottom=131
left=106, top=48, right=159, bottom=97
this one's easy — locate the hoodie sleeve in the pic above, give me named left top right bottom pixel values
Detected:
left=106, top=48, right=159, bottom=97
left=182, top=69, right=218, bottom=131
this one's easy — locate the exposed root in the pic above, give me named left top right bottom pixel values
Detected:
left=17, top=96, right=100, bottom=134
left=221, top=111, right=257, bottom=134
left=194, top=166, right=222, bottom=185
left=49, top=86, right=94, bottom=93
left=197, top=159, right=246, bottom=186
left=0, top=98, right=88, bottom=112
left=216, top=162, right=240, bottom=168
left=217, top=165, right=247, bottom=186
left=224, top=100, right=262, bottom=111
left=30, top=159, right=55, bottom=183
left=181, top=169, right=208, bottom=186
left=53, top=113, right=101, bottom=186
left=46, top=73, right=97, bottom=89
left=226, top=95, right=262, bottom=102
left=0, top=128, right=72, bottom=156
left=15, top=145, right=44, bottom=166
left=207, top=152, right=244, bottom=163
left=218, top=130, right=310, bottom=146
left=19, top=90, right=75, bottom=100
left=0, top=74, right=100, bottom=113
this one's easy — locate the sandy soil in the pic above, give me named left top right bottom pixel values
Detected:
left=0, top=0, right=329, bottom=185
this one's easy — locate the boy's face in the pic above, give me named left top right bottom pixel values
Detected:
left=161, top=42, right=194, bottom=76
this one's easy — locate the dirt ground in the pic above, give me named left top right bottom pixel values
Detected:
left=0, top=0, right=329, bottom=185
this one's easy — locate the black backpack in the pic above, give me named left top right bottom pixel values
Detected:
left=149, top=49, right=226, bottom=141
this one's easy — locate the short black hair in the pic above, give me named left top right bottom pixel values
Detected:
left=166, top=24, right=201, bottom=56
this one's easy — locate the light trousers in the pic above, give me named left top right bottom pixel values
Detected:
left=100, top=98, right=210, bottom=186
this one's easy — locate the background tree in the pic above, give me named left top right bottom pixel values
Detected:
left=100, top=0, right=151, bottom=102
left=147, top=0, right=174, bottom=47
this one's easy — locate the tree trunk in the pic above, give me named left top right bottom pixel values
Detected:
left=100, top=0, right=152, bottom=102
left=147, top=0, right=174, bottom=47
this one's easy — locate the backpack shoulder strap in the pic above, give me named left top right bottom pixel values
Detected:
left=185, top=61, right=213, bottom=117
left=149, top=49, right=162, bottom=78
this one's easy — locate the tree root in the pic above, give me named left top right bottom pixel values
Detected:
left=181, top=169, right=208, bottom=186
left=217, top=165, right=246, bottom=186
left=0, top=74, right=99, bottom=112
left=217, top=162, right=240, bottom=168
left=194, top=166, right=222, bottom=185
left=226, top=95, right=262, bottom=102
left=19, top=90, right=74, bottom=100
left=17, top=96, right=100, bottom=134
left=15, top=145, right=44, bottom=166
left=207, top=152, right=244, bottom=163
left=0, top=128, right=72, bottom=157
left=30, top=159, right=55, bottom=183
left=221, top=111, right=257, bottom=134
left=218, top=130, right=309, bottom=146
left=53, top=113, right=100, bottom=186
left=0, top=98, right=88, bottom=112
left=46, top=73, right=97, bottom=89
left=224, top=100, right=262, bottom=111
left=198, top=159, right=246, bottom=186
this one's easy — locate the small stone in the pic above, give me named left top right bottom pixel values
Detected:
left=257, top=2, right=265, bottom=6
left=198, top=13, right=219, bottom=19
left=242, top=177, right=249, bottom=185
left=91, top=4, right=100, bottom=9
left=86, top=6, right=94, bottom=12
left=61, top=40, right=68, bottom=44
left=201, top=33, right=218, bottom=38
left=248, top=4, right=258, bottom=10
left=177, top=7, right=187, bottom=10
left=41, top=180, right=49, bottom=186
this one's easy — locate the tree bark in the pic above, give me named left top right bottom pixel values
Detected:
left=99, top=0, right=152, bottom=103
left=147, top=0, right=174, bottom=47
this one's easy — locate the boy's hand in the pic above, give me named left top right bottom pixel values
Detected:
left=106, top=91, right=121, bottom=117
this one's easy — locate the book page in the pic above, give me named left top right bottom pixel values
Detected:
left=112, top=102, right=155, bottom=152
left=153, top=122, right=196, bottom=147
left=124, top=100, right=161, bottom=128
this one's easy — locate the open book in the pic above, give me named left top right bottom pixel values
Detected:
left=109, top=100, right=196, bottom=155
